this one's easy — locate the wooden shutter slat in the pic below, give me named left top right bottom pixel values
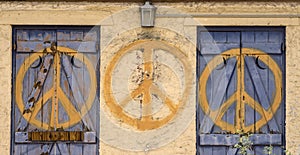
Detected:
left=199, top=134, right=282, bottom=145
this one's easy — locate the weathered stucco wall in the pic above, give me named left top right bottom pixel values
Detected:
left=0, top=1, right=299, bottom=155
left=0, top=24, right=12, bottom=155
left=286, top=26, right=300, bottom=154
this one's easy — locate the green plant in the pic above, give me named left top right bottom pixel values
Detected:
left=234, top=130, right=253, bottom=155
left=234, top=130, right=294, bottom=155
left=283, top=148, right=293, bottom=155
left=263, top=145, right=295, bottom=155
left=263, top=145, right=273, bottom=155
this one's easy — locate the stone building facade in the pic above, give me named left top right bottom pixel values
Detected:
left=0, top=1, right=299, bottom=154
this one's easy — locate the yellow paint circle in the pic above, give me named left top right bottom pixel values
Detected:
left=103, top=40, right=193, bottom=131
left=15, top=47, right=97, bottom=130
left=199, top=48, right=282, bottom=133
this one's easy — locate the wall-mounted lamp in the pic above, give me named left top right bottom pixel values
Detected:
left=140, top=1, right=156, bottom=27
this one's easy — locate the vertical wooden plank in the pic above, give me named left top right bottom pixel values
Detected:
left=254, top=146, right=265, bottom=155
left=85, top=28, right=100, bottom=155
left=70, top=30, right=84, bottom=41
left=273, top=146, right=283, bottom=155
left=27, top=144, right=42, bottom=155
left=225, top=32, right=239, bottom=133
left=16, top=29, right=23, bottom=41
left=42, top=63, right=54, bottom=129
left=199, top=31, right=225, bottom=54
left=21, top=144, right=28, bottom=155
left=213, top=32, right=227, bottom=43
left=72, top=54, right=84, bottom=110
left=29, top=30, right=43, bottom=41
left=201, top=147, right=212, bottom=155
left=13, top=144, right=27, bottom=155
left=83, top=144, right=97, bottom=155
left=13, top=29, right=22, bottom=155
left=68, top=29, right=84, bottom=153
left=268, top=31, right=282, bottom=43
left=57, top=30, right=71, bottom=41
left=213, top=146, right=226, bottom=155
left=226, top=148, right=237, bottom=155
left=83, top=30, right=98, bottom=41
left=224, top=57, right=237, bottom=132
left=59, top=54, right=73, bottom=128
left=261, top=55, right=279, bottom=133
left=255, top=31, right=268, bottom=43
left=227, top=32, right=240, bottom=43
left=86, top=54, right=98, bottom=130
left=50, top=144, right=61, bottom=155
left=225, top=103, right=236, bottom=132
left=27, top=54, right=39, bottom=131
left=198, top=146, right=204, bottom=155
left=199, top=55, right=217, bottom=133
left=22, top=30, right=30, bottom=41
left=15, top=52, right=33, bottom=131
left=57, top=143, right=70, bottom=155
left=15, top=54, right=26, bottom=130
left=200, top=31, right=214, bottom=43
left=243, top=56, right=256, bottom=132
left=43, top=31, right=56, bottom=43
left=198, top=51, right=208, bottom=132
left=70, top=144, right=83, bottom=155
left=82, top=54, right=98, bottom=132
left=82, top=55, right=89, bottom=103
left=242, top=31, right=254, bottom=43
left=30, top=58, right=42, bottom=128
left=69, top=54, right=85, bottom=133
left=269, top=55, right=284, bottom=134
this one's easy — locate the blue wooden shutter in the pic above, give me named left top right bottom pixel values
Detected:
left=197, top=27, right=285, bottom=155
left=12, top=26, right=100, bottom=155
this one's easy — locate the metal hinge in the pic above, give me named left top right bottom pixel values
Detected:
left=13, top=43, right=17, bottom=51
left=96, top=43, right=100, bottom=51
left=196, top=47, right=200, bottom=53
left=281, top=42, right=286, bottom=53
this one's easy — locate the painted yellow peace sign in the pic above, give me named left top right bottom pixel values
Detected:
left=15, top=46, right=97, bottom=130
left=199, top=48, right=282, bottom=133
left=103, top=40, right=192, bottom=131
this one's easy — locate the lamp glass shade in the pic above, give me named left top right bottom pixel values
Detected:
left=140, top=2, right=156, bottom=27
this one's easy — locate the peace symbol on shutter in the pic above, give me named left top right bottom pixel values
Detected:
left=15, top=46, right=97, bottom=130
left=199, top=48, right=282, bottom=133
